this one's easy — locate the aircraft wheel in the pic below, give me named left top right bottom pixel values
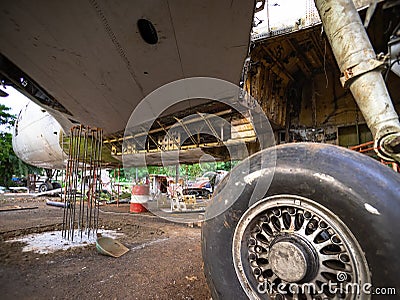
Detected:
left=52, top=182, right=62, bottom=189
left=202, top=143, right=400, bottom=299
left=39, top=183, right=48, bottom=192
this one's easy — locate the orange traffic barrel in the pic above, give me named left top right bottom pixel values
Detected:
left=130, top=185, right=149, bottom=213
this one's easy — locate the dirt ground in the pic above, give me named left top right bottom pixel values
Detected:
left=0, top=195, right=211, bottom=300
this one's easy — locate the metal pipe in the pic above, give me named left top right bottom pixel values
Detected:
left=314, top=0, right=400, bottom=161
left=117, top=166, right=120, bottom=207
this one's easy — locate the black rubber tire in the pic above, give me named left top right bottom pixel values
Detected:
left=52, top=182, right=62, bottom=189
left=202, top=143, right=400, bottom=299
left=38, top=183, right=48, bottom=193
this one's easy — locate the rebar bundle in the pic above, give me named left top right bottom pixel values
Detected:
left=62, top=125, right=103, bottom=241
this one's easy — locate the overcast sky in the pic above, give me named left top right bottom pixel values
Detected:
left=0, top=87, right=29, bottom=133
left=254, top=0, right=310, bottom=33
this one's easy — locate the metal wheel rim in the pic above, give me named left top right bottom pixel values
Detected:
left=232, top=194, right=371, bottom=300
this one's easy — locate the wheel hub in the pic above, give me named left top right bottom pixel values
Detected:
left=232, top=195, right=371, bottom=300
left=269, top=241, right=307, bottom=283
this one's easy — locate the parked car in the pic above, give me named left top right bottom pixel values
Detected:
left=182, top=188, right=211, bottom=199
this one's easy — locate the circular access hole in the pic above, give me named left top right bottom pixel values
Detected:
left=137, top=19, right=158, bottom=45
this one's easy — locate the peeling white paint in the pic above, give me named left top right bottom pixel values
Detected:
left=313, top=173, right=335, bottom=183
left=130, top=237, right=168, bottom=251
left=12, top=101, right=67, bottom=169
left=244, top=169, right=269, bottom=184
left=364, top=203, right=380, bottom=215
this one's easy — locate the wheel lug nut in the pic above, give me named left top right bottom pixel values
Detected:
left=319, top=221, right=328, bottom=229
left=308, top=222, right=316, bottom=229
left=331, top=235, right=341, bottom=244
left=339, top=253, right=350, bottom=263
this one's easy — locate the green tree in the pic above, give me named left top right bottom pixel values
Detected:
left=0, top=105, right=40, bottom=187
left=0, top=104, right=15, bottom=127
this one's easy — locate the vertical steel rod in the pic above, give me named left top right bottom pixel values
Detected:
left=62, top=126, right=103, bottom=241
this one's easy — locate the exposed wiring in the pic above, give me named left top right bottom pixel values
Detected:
left=323, top=39, right=329, bottom=88
left=391, top=21, right=400, bottom=37
left=385, top=58, right=400, bottom=81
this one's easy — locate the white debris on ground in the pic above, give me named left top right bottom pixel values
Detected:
left=7, top=229, right=123, bottom=254
left=130, top=237, right=169, bottom=251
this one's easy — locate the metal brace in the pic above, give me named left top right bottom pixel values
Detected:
left=340, top=58, right=386, bottom=88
